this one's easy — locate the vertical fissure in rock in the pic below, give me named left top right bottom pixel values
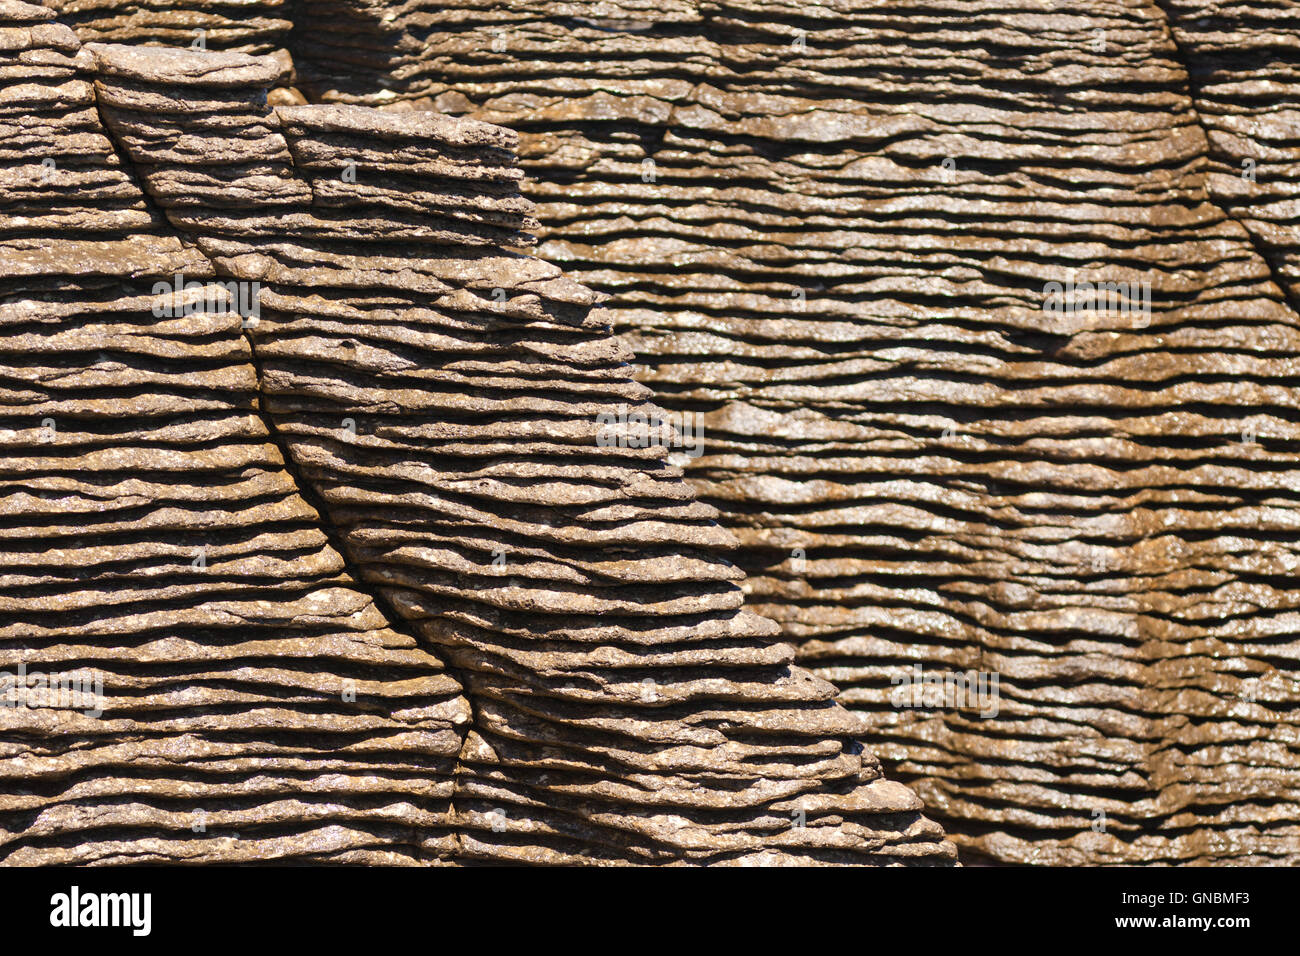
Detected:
left=1151, top=0, right=1300, bottom=328
left=80, top=46, right=521, bottom=865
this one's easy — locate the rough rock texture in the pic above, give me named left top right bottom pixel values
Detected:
left=0, top=2, right=955, bottom=865
left=278, top=0, right=1300, bottom=865
left=43, top=0, right=290, bottom=52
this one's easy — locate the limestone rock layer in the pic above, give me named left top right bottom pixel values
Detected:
left=281, top=0, right=1300, bottom=864
left=0, top=1, right=954, bottom=865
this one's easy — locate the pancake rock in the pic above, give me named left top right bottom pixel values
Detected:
left=0, top=2, right=954, bottom=865
left=45, top=0, right=290, bottom=52
left=279, top=0, right=1300, bottom=864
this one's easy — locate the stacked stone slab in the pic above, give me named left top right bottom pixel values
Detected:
left=42, top=0, right=289, bottom=52
left=0, top=0, right=470, bottom=865
left=278, top=0, right=1300, bottom=865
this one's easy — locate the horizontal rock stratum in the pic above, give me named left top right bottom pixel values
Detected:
left=12, top=0, right=1300, bottom=866
left=0, top=1, right=955, bottom=865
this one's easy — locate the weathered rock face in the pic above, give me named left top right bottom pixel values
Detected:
left=21, top=0, right=1300, bottom=865
left=0, top=1, right=955, bottom=865
left=269, top=0, right=1300, bottom=864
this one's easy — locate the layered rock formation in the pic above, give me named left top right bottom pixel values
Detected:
left=277, top=0, right=1300, bottom=865
left=15, top=0, right=1300, bottom=865
left=46, top=0, right=289, bottom=51
left=0, top=1, right=955, bottom=865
